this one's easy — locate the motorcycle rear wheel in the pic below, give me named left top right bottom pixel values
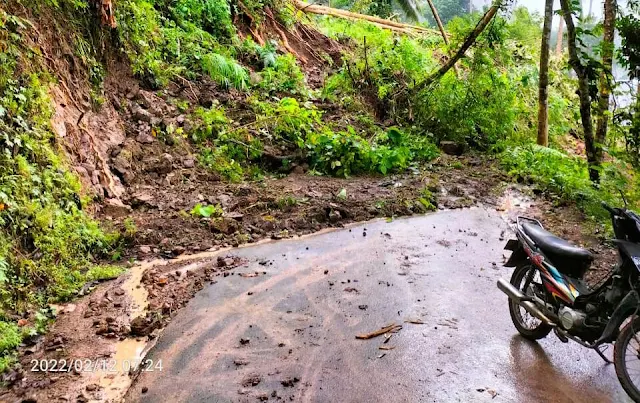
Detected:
left=614, top=317, right=640, bottom=402
left=508, top=264, right=552, bottom=340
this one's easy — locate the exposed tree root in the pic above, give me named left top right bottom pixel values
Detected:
left=265, top=7, right=309, bottom=64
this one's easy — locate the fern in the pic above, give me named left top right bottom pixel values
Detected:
left=201, top=53, right=249, bottom=90
left=257, top=41, right=278, bottom=68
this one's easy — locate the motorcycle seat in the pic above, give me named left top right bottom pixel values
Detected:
left=521, top=223, right=593, bottom=263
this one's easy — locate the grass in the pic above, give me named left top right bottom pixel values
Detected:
left=500, top=144, right=639, bottom=222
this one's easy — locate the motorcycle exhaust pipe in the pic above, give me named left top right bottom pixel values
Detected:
left=497, top=278, right=555, bottom=326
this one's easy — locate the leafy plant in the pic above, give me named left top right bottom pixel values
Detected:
left=190, top=203, right=224, bottom=218
left=201, top=53, right=249, bottom=89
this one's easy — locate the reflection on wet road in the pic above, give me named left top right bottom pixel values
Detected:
left=125, top=208, right=630, bottom=402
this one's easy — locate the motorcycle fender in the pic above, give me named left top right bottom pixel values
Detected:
left=597, top=290, right=640, bottom=344
left=504, top=241, right=528, bottom=267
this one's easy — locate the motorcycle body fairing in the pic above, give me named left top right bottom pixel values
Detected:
left=515, top=231, right=581, bottom=305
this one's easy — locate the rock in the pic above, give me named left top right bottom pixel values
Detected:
left=86, top=383, right=99, bottom=392
left=130, top=315, right=161, bottom=337
left=217, top=194, right=232, bottom=208
left=440, top=141, right=466, bottom=156
left=172, top=246, right=186, bottom=255
left=236, top=185, right=252, bottom=197
left=224, top=212, right=244, bottom=221
left=95, top=324, right=109, bottom=335
left=241, top=374, right=261, bottom=387
left=91, top=170, right=100, bottom=185
left=210, top=218, right=239, bottom=235
left=328, top=210, right=342, bottom=223
left=112, top=154, right=132, bottom=174
left=150, top=116, right=162, bottom=126
left=130, top=191, right=155, bottom=207
left=126, top=88, right=139, bottom=99
left=139, top=245, right=152, bottom=254
left=17, top=319, right=28, bottom=327
left=136, top=132, right=155, bottom=144
left=150, top=154, right=174, bottom=175
left=102, top=199, right=132, bottom=218
left=132, top=106, right=153, bottom=123
left=281, top=377, right=300, bottom=387
left=182, top=158, right=195, bottom=168
left=141, top=386, right=149, bottom=394
left=249, top=72, right=263, bottom=85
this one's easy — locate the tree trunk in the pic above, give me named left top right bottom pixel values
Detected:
left=560, top=0, right=599, bottom=182
left=594, top=0, right=616, bottom=181
left=425, top=0, right=458, bottom=76
left=555, top=17, right=564, bottom=55
left=537, top=0, right=553, bottom=147
left=415, top=3, right=501, bottom=91
left=425, top=0, right=449, bottom=45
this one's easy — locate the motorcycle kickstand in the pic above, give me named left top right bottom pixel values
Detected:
left=594, top=344, right=613, bottom=365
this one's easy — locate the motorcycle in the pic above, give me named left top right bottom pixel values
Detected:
left=498, top=202, right=640, bottom=401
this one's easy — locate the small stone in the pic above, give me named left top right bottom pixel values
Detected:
left=281, top=377, right=300, bottom=387
left=173, top=246, right=186, bottom=256
left=440, top=141, right=466, bottom=156
left=103, top=199, right=132, bottom=218
left=135, top=132, right=155, bottom=144
left=328, top=210, right=342, bottom=223
left=132, top=106, right=153, bottom=123
left=182, top=158, right=195, bottom=168
left=139, top=246, right=152, bottom=254
left=142, top=386, right=149, bottom=394
left=86, top=383, right=99, bottom=392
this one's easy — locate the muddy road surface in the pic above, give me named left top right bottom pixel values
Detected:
left=125, top=208, right=630, bottom=402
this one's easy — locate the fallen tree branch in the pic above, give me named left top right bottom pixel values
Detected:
left=293, top=0, right=441, bottom=36
left=355, top=323, right=402, bottom=339
left=414, top=2, right=501, bottom=92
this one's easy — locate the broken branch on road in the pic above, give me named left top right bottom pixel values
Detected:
left=355, top=323, right=402, bottom=339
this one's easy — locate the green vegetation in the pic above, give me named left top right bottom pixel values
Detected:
left=501, top=145, right=638, bottom=220
left=0, top=8, right=122, bottom=368
left=190, top=203, right=224, bottom=218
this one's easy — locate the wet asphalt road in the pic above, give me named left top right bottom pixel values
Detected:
left=125, top=208, right=631, bottom=402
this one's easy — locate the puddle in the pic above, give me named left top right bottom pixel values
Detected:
left=88, top=338, right=147, bottom=402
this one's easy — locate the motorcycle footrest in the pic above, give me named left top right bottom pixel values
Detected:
left=554, top=328, right=569, bottom=343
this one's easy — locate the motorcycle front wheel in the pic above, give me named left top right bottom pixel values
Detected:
left=614, top=318, right=640, bottom=402
left=508, top=263, right=552, bottom=340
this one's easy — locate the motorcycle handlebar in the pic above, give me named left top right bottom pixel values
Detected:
left=601, top=202, right=616, bottom=215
